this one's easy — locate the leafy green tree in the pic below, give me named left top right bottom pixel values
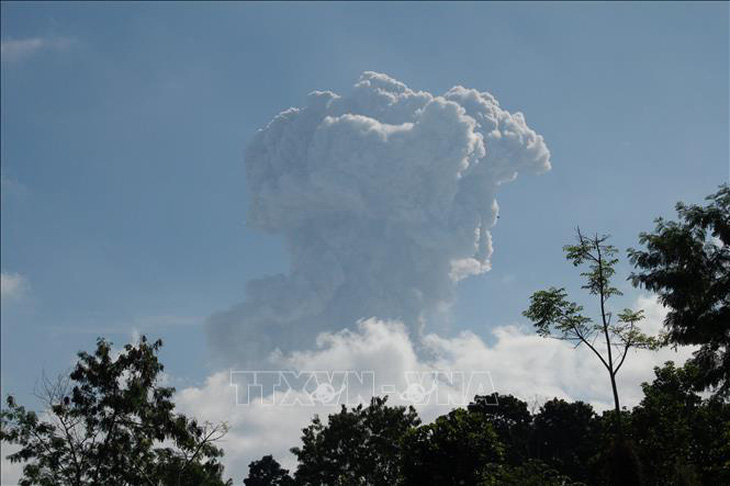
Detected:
left=631, top=361, right=730, bottom=485
left=524, top=230, right=656, bottom=436
left=290, top=396, right=419, bottom=486
left=630, top=362, right=701, bottom=485
left=401, top=407, right=503, bottom=485
left=629, top=185, right=730, bottom=397
left=692, top=393, right=730, bottom=484
left=468, top=394, right=532, bottom=465
left=530, top=399, right=600, bottom=483
left=0, top=336, right=231, bottom=486
left=244, top=455, right=294, bottom=486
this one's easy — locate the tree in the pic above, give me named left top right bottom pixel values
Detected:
left=290, top=396, right=419, bottom=485
left=530, top=399, right=600, bottom=483
left=630, top=361, right=730, bottom=485
left=692, top=391, right=730, bottom=484
left=401, top=407, right=503, bottom=485
left=630, top=362, right=701, bottom=485
left=468, top=394, right=532, bottom=465
left=0, top=336, right=231, bottom=486
left=244, top=455, right=294, bottom=486
left=523, top=230, right=656, bottom=436
left=628, top=184, right=730, bottom=397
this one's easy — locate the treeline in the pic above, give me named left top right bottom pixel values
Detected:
left=245, top=361, right=729, bottom=485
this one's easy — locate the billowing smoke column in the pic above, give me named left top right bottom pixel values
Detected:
left=208, top=72, right=550, bottom=364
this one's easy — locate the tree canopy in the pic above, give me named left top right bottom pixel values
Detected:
left=0, top=337, right=231, bottom=486
left=243, top=455, right=294, bottom=486
left=629, top=184, right=730, bottom=396
left=630, top=361, right=730, bottom=485
left=246, top=369, right=729, bottom=485
left=290, top=396, right=419, bottom=486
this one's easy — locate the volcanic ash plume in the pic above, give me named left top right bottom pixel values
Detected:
left=208, top=72, right=551, bottom=364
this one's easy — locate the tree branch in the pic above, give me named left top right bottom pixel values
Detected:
left=572, top=324, right=611, bottom=372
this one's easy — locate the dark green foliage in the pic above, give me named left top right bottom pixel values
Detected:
left=631, top=362, right=700, bottom=484
left=257, top=377, right=727, bottom=486
left=630, top=361, right=730, bottom=486
left=629, top=185, right=730, bottom=396
left=692, top=395, right=730, bottom=483
left=244, top=455, right=294, bottom=485
left=290, top=396, right=419, bottom=485
left=152, top=453, right=231, bottom=486
left=468, top=394, right=532, bottom=465
left=531, top=399, right=600, bottom=483
left=0, top=337, right=231, bottom=486
left=603, top=439, right=643, bottom=486
left=401, top=407, right=503, bottom=485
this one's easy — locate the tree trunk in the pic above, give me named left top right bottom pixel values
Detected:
left=609, top=371, right=623, bottom=437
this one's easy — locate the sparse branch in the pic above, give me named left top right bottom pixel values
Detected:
left=573, top=325, right=612, bottom=372
left=180, top=422, right=228, bottom=476
left=614, top=340, right=632, bottom=375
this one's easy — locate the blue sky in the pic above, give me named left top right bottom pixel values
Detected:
left=1, top=1, right=728, bottom=408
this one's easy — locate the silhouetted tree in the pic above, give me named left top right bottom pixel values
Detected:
left=468, top=394, right=532, bottom=465
left=401, top=407, right=503, bottom=485
left=290, top=397, right=419, bottom=485
left=244, top=455, right=294, bottom=486
left=0, top=337, right=231, bottom=486
left=629, top=184, right=730, bottom=397
left=631, top=362, right=700, bottom=485
left=531, top=399, right=600, bottom=483
left=631, top=361, right=730, bottom=485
